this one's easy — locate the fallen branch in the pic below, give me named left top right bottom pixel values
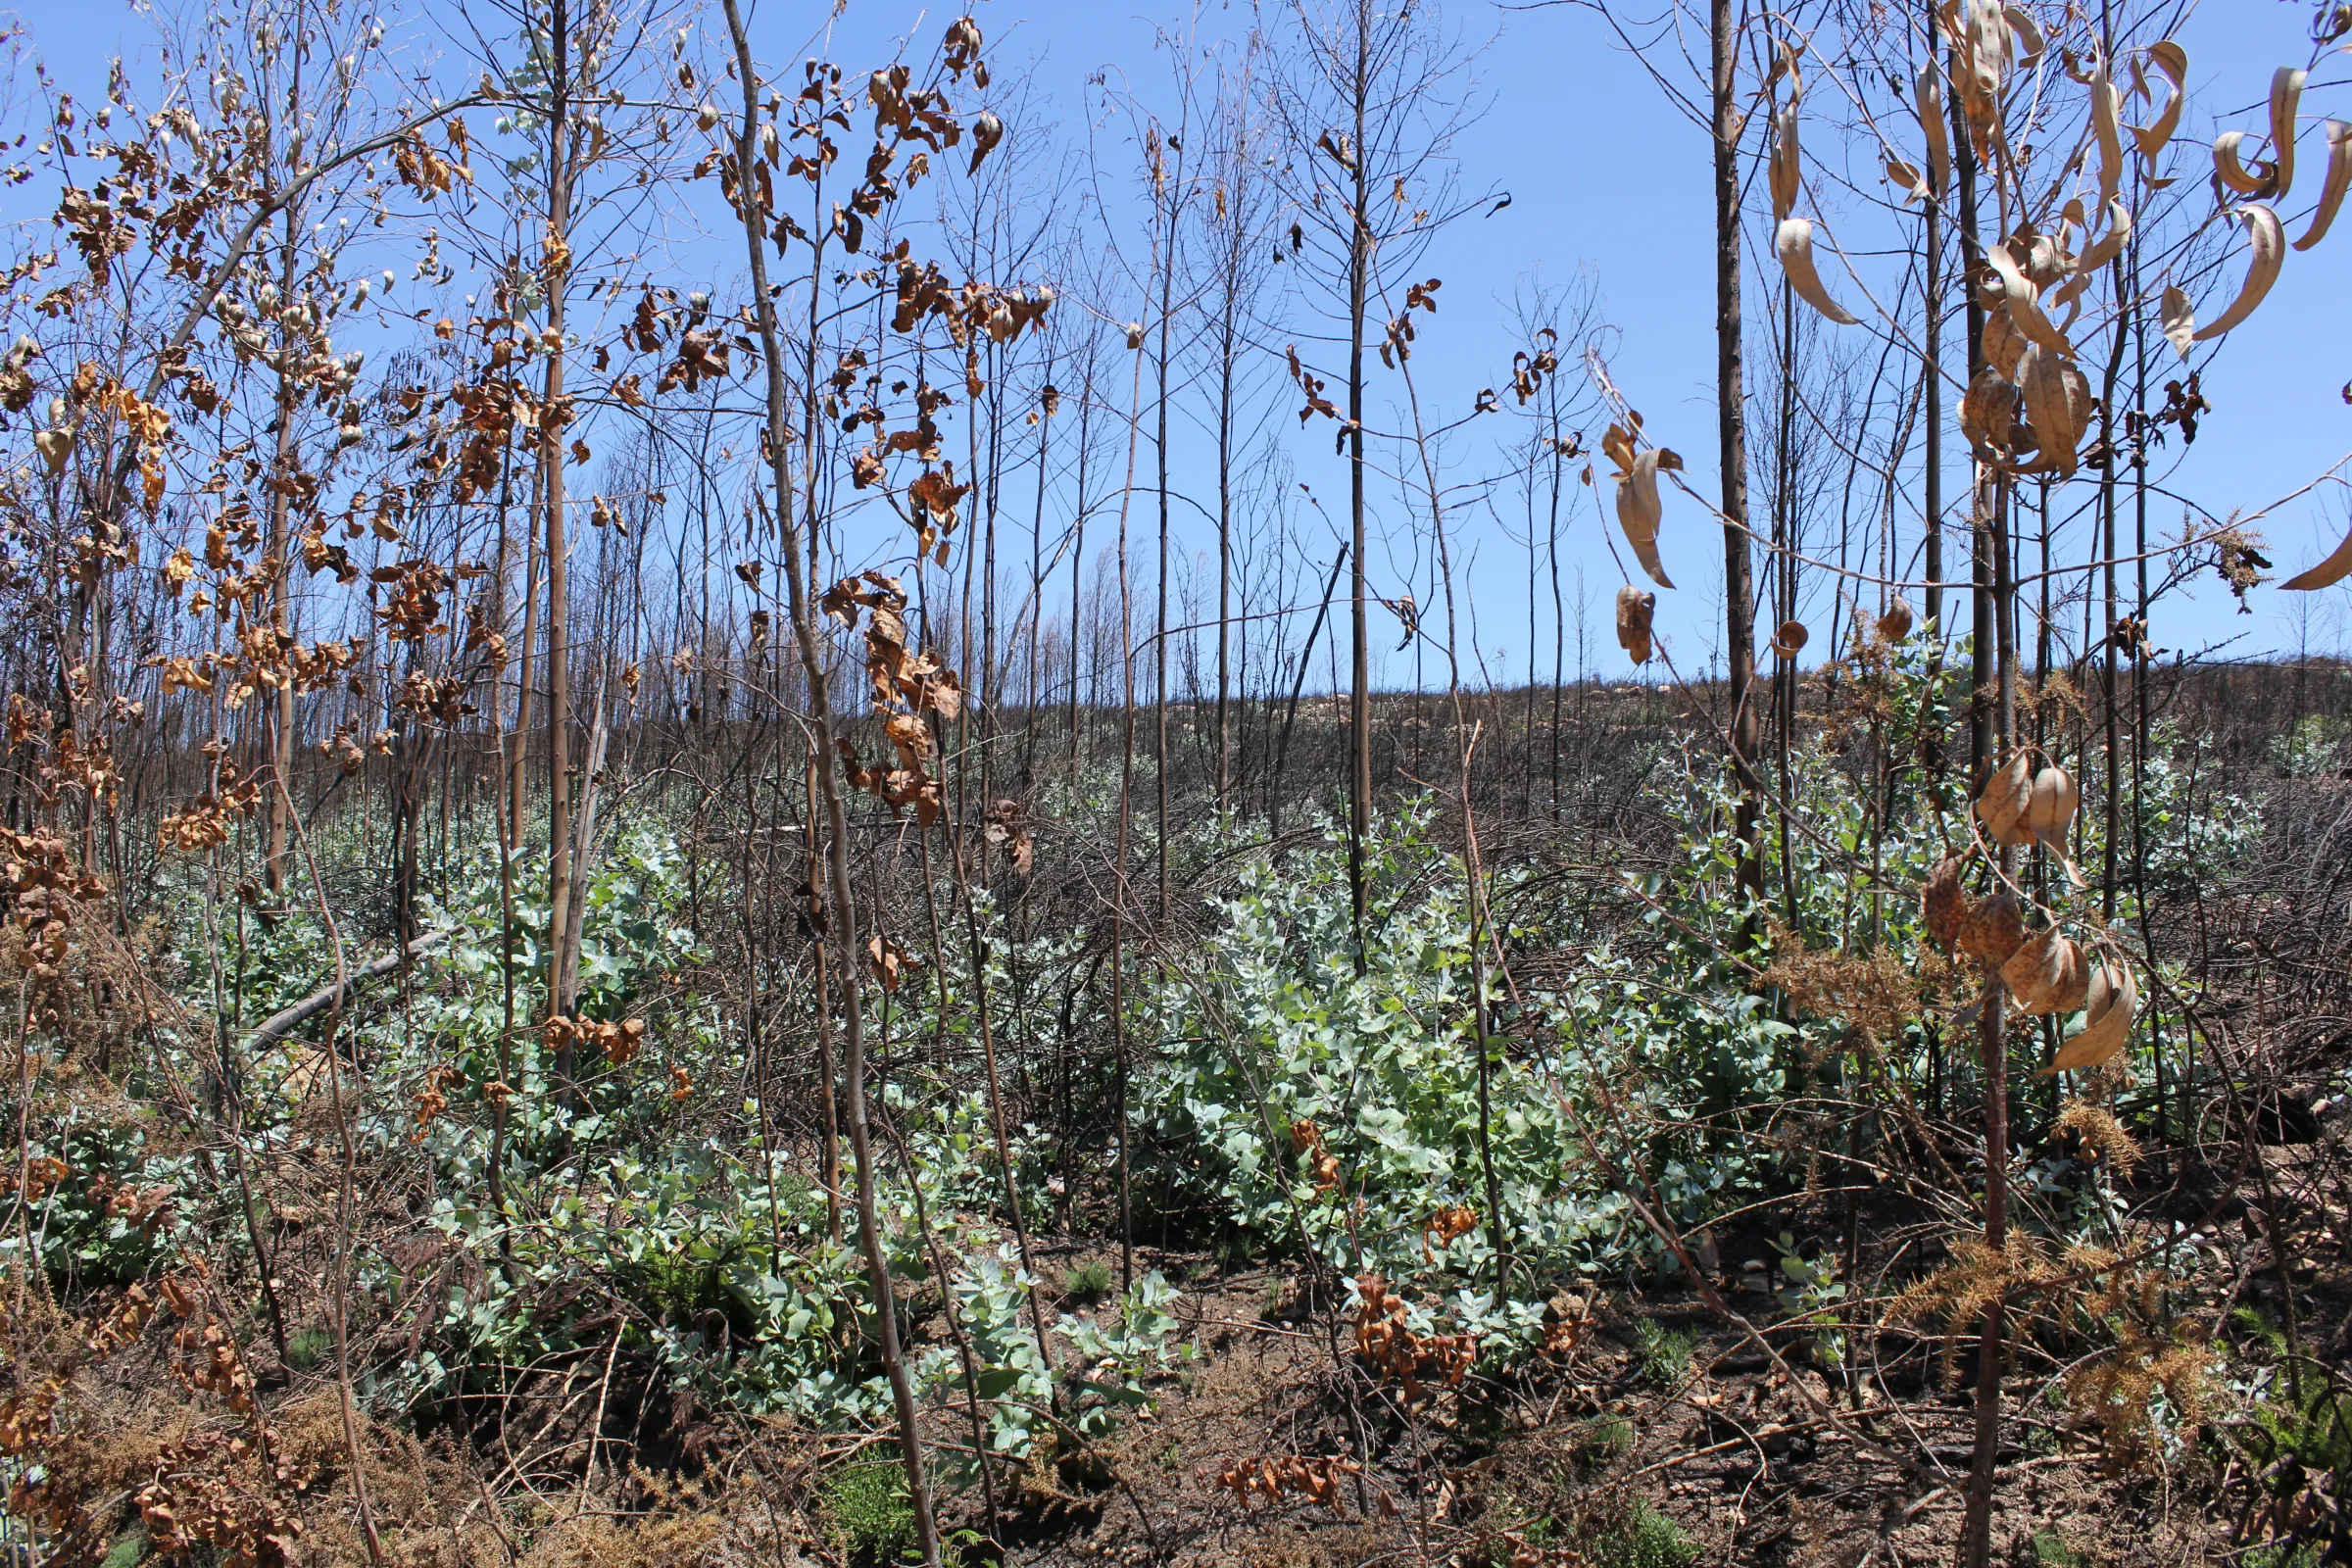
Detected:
left=245, top=935, right=436, bottom=1052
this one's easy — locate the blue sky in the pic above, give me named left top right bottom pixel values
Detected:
left=14, top=0, right=2350, bottom=690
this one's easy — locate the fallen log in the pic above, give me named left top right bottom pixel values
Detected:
left=246, top=935, right=437, bottom=1052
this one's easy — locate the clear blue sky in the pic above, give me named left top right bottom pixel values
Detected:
left=14, top=0, right=2349, bottom=687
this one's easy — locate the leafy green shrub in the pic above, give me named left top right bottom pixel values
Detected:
left=2267, top=713, right=2348, bottom=778
left=2031, top=1530, right=2091, bottom=1568
left=1590, top=1500, right=1697, bottom=1568
left=1633, top=1320, right=1694, bottom=1389
left=1140, top=808, right=1618, bottom=1342
left=285, top=1325, right=334, bottom=1373
left=1062, top=1258, right=1112, bottom=1303
left=1575, top=1413, right=1634, bottom=1467
left=2241, top=1544, right=2321, bottom=1568
left=822, top=1457, right=915, bottom=1563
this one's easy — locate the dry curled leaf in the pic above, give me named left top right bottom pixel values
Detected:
left=1983, top=301, right=2027, bottom=377
left=2002, top=924, right=2090, bottom=1015
left=2089, top=59, right=2125, bottom=211
left=1984, top=243, right=2073, bottom=359
left=1876, top=599, right=1915, bottom=642
left=2159, top=285, right=2195, bottom=358
left=1914, top=64, right=1950, bottom=196
left=2018, top=341, right=2082, bottom=475
left=1614, top=584, right=1655, bottom=664
left=2214, top=130, right=2276, bottom=197
left=2192, top=205, right=2283, bottom=341
left=1423, top=1204, right=1479, bottom=1257
left=2128, top=41, right=2186, bottom=162
left=1958, top=889, right=2026, bottom=966
left=1775, top=218, right=1858, bottom=325
left=1769, top=99, right=1802, bottom=220
left=2295, top=120, right=2352, bottom=251
left=1975, top=752, right=2035, bottom=847
left=2046, top=960, right=2136, bottom=1072
left=2282, top=518, right=2352, bottom=590
left=1771, top=618, right=1807, bottom=658
left=1612, top=441, right=1680, bottom=589
left=1923, top=854, right=1966, bottom=953
left=2075, top=198, right=2132, bottom=279
left=2024, top=764, right=2079, bottom=846
left=1960, top=365, right=2021, bottom=454
left=2272, top=66, right=2306, bottom=197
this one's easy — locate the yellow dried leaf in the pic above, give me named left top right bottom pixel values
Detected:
left=2089, top=60, right=2124, bottom=211
left=2003, top=925, right=2090, bottom=1016
left=2075, top=198, right=2132, bottom=278
left=2214, top=130, right=2276, bottom=196
left=1958, top=889, right=2026, bottom=966
left=1914, top=64, right=1950, bottom=196
left=2018, top=342, right=2080, bottom=475
left=2159, top=285, right=2195, bottom=358
left=2294, top=120, right=2352, bottom=251
left=1974, top=752, right=2035, bottom=847
left=2272, top=66, right=2306, bottom=197
left=2281, top=517, right=2352, bottom=590
left=1774, top=218, right=1858, bottom=326
left=2191, top=204, right=2283, bottom=341
left=1769, top=100, right=1801, bottom=221
left=1613, top=446, right=1679, bottom=589
left=2127, top=41, right=2185, bottom=161
left=1984, top=243, right=2073, bottom=359
left=1960, top=366, right=2019, bottom=453
left=1614, top=584, right=1656, bottom=664
left=2024, top=764, right=2079, bottom=846
left=1983, top=301, right=2026, bottom=377
left=2046, top=961, right=2135, bottom=1072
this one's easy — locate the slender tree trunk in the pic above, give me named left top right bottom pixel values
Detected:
left=1953, top=47, right=1992, bottom=788
left=1921, top=46, right=1944, bottom=649
left=542, top=0, right=578, bottom=1089
left=1154, top=138, right=1178, bottom=925
left=1111, top=340, right=1148, bottom=1295
left=1345, top=0, right=1374, bottom=973
left=264, top=195, right=304, bottom=893
left=1960, top=476, right=2015, bottom=1568
left=1216, top=315, right=1236, bottom=810
left=718, top=7, right=941, bottom=1557
left=1710, top=0, right=1762, bottom=920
